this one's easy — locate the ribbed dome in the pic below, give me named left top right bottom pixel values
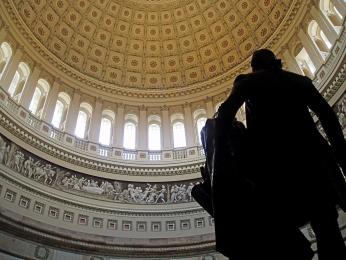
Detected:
left=11, top=0, right=297, bottom=99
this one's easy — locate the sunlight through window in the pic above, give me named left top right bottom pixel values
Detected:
left=51, top=100, right=64, bottom=128
left=29, top=87, right=42, bottom=115
left=148, top=124, right=161, bottom=150
left=173, top=122, right=186, bottom=148
left=123, top=122, right=136, bottom=149
left=99, top=117, right=112, bottom=146
left=75, top=110, right=87, bottom=138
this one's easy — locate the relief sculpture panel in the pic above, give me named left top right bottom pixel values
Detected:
left=0, top=133, right=199, bottom=205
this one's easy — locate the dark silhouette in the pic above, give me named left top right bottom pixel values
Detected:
left=211, top=49, right=346, bottom=259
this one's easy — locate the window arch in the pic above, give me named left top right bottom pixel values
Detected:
left=123, top=114, right=138, bottom=149
left=99, top=109, right=115, bottom=146
left=148, top=115, right=161, bottom=150
left=320, top=0, right=343, bottom=30
left=8, top=62, right=30, bottom=102
left=172, top=121, right=186, bottom=148
left=29, top=79, right=50, bottom=117
left=196, top=117, right=207, bottom=145
left=51, top=92, right=70, bottom=129
left=294, top=46, right=316, bottom=78
left=171, top=113, right=186, bottom=148
left=193, top=109, right=207, bottom=145
left=308, top=20, right=331, bottom=59
left=0, top=42, right=12, bottom=79
left=148, top=124, right=161, bottom=150
left=75, top=102, right=93, bottom=139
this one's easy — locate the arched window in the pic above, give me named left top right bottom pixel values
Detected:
left=52, top=100, right=64, bottom=128
left=320, top=0, right=343, bottom=31
left=99, top=117, right=112, bottom=146
left=29, top=79, right=50, bottom=117
left=51, top=92, right=70, bottom=129
left=173, top=122, right=186, bottom=148
left=75, top=110, right=88, bottom=138
left=123, top=122, right=136, bottom=149
left=99, top=109, right=115, bottom=146
left=75, top=102, right=93, bottom=139
left=148, top=123, right=161, bottom=150
left=295, top=47, right=316, bottom=77
left=0, top=42, right=12, bottom=79
left=308, top=20, right=332, bottom=59
left=8, top=71, right=19, bottom=97
left=7, top=62, right=30, bottom=102
left=196, top=117, right=207, bottom=145
left=29, top=87, right=42, bottom=115
left=193, top=108, right=207, bottom=145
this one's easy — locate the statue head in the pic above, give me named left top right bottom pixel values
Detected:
left=251, top=49, right=282, bottom=72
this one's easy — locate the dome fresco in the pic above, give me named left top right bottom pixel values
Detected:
left=11, top=0, right=296, bottom=98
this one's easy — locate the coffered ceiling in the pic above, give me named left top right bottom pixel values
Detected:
left=9, top=0, right=297, bottom=96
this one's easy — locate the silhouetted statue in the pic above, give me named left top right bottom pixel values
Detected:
left=212, top=49, right=346, bottom=260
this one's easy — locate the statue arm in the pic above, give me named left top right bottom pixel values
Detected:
left=217, top=75, right=248, bottom=124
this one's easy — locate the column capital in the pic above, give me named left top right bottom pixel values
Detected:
left=205, top=96, right=213, bottom=102
left=33, top=62, right=42, bottom=71
left=53, top=77, right=61, bottom=85
left=183, top=102, right=191, bottom=109
left=117, top=103, right=124, bottom=109
left=96, top=96, right=103, bottom=103
left=73, top=88, right=82, bottom=96
left=160, top=105, right=169, bottom=111
left=17, top=45, right=25, bottom=51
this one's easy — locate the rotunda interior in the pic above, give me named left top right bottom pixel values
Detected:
left=0, top=0, right=345, bottom=259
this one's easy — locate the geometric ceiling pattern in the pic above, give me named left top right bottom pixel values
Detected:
left=16, top=0, right=292, bottom=90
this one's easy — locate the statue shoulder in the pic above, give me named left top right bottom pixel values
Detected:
left=234, top=74, right=248, bottom=83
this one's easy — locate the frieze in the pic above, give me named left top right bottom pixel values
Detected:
left=0, top=132, right=201, bottom=205
left=0, top=172, right=205, bottom=217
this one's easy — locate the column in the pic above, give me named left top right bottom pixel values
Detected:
left=64, top=89, right=81, bottom=135
left=0, top=47, right=23, bottom=90
left=205, top=97, right=214, bottom=118
left=298, top=28, right=324, bottom=69
left=282, top=48, right=302, bottom=74
left=89, top=97, right=103, bottom=143
left=331, top=0, right=346, bottom=17
left=113, top=104, right=124, bottom=147
left=161, top=106, right=172, bottom=150
left=183, top=103, right=196, bottom=147
left=42, top=79, right=60, bottom=123
left=20, top=65, right=41, bottom=109
left=138, top=106, right=147, bottom=150
left=311, top=6, right=338, bottom=44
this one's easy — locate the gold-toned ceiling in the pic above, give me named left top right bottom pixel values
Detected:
left=14, top=0, right=293, bottom=91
